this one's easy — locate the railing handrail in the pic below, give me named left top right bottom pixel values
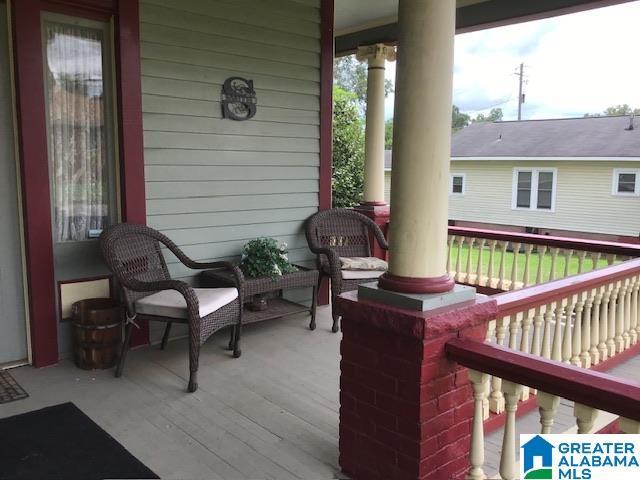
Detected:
left=446, top=338, right=640, bottom=422
left=448, top=226, right=640, bottom=257
left=494, top=257, right=640, bottom=316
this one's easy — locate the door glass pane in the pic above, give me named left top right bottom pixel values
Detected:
left=43, top=19, right=115, bottom=242
left=516, top=171, right=532, bottom=208
left=537, top=171, right=554, bottom=209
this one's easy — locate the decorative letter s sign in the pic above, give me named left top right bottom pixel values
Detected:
left=221, top=77, right=257, bottom=121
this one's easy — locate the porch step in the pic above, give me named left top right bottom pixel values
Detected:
left=484, top=353, right=640, bottom=477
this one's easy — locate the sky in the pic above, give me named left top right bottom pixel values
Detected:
left=383, top=1, right=640, bottom=121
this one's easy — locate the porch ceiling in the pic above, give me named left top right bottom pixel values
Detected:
left=335, top=0, right=634, bottom=54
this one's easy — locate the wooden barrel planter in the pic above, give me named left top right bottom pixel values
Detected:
left=72, top=298, right=123, bottom=370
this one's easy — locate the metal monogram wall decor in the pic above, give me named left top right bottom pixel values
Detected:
left=221, top=77, right=257, bottom=121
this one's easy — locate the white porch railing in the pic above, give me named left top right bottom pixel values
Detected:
left=447, top=338, right=640, bottom=480
left=446, top=226, right=640, bottom=291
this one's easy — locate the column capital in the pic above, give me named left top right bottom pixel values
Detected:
left=356, top=43, right=396, bottom=67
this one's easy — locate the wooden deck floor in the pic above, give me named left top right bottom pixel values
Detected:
left=4, top=304, right=639, bottom=479
left=3, top=306, right=343, bottom=480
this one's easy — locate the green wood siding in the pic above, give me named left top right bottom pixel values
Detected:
left=140, top=0, right=321, bottom=341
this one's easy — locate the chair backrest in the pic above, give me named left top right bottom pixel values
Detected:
left=305, top=209, right=373, bottom=269
left=100, top=223, right=171, bottom=315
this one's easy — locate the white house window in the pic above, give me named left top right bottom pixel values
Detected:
left=512, top=169, right=556, bottom=211
left=450, top=173, right=465, bottom=195
left=612, top=169, right=639, bottom=196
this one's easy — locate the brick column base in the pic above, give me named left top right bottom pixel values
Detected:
left=336, top=292, right=496, bottom=480
left=354, top=203, right=390, bottom=261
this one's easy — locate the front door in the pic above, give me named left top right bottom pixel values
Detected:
left=0, top=2, right=28, bottom=365
left=41, top=14, right=118, bottom=353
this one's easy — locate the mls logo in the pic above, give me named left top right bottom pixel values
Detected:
left=521, top=435, right=554, bottom=479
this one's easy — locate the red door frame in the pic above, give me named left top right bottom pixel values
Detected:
left=318, top=0, right=334, bottom=305
left=11, top=0, right=147, bottom=367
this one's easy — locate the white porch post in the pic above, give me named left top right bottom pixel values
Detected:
left=357, top=44, right=396, bottom=205
left=378, top=0, right=456, bottom=294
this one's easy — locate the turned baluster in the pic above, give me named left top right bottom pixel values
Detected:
left=577, top=250, right=587, bottom=274
left=538, top=391, right=560, bottom=434
left=562, top=295, right=576, bottom=365
left=581, top=291, right=594, bottom=368
left=523, top=244, right=534, bottom=287
left=487, top=240, right=497, bottom=288
left=591, top=252, right=602, bottom=272
left=598, top=285, right=612, bottom=362
left=531, top=306, right=544, bottom=358
left=551, top=300, right=566, bottom=362
left=489, top=317, right=509, bottom=414
left=467, top=371, right=489, bottom=480
left=446, top=235, right=454, bottom=274
left=631, top=276, right=639, bottom=344
left=541, top=303, right=555, bottom=360
left=563, top=249, right=574, bottom=278
left=499, top=381, right=522, bottom=480
left=615, top=280, right=627, bottom=353
left=574, top=404, right=598, bottom=434
left=571, top=294, right=584, bottom=366
left=519, top=309, right=533, bottom=400
left=510, top=242, right=521, bottom=290
left=536, top=245, right=548, bottom=284
left=465, top=237, right=475, bottom=285
left=497, top=241, right=508, bottom=290
left=549, top=247, right=560, bottom=281
left=455, top=236, right=465, bottom=282
left=475, top=238, right=486, bottom=287
left=607, top=254, right=616, bottom=266
left=590, top=287, right=604, bottom=365
left=608, top=281, right=620, bottom=357
left=623, top=278, right=632, bottom=349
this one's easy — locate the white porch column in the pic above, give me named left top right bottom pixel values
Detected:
left=356, top=43, right=396, bottom=205
left=379, top=0, right=456, bottom=294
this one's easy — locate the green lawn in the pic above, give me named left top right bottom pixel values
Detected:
left=448, top=244, right=612, bottom=286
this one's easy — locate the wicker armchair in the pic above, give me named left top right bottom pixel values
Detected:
left=305, top=209, right=388, bottom=332
left=100, top=223, right=244, bottom=392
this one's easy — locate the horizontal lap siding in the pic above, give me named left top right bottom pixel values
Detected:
left=140, top=0, right=320, bottom=275
left=448, top=160, right=640, bottom=237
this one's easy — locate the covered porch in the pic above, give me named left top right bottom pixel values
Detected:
left=1, top=0, right=640, bottom=479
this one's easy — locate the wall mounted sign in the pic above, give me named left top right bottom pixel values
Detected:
left=221, top=77, right=257, bottom=121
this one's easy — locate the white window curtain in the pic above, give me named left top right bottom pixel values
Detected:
left=45, top=21, right=110, bottom=242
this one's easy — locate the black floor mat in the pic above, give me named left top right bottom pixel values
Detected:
left=0, top=402, right=159, bottom=480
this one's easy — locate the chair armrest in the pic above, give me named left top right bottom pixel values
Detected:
left=369, top=223, right=389, bottom=251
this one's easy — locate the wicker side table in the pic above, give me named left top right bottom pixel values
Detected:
left=199, top=265, right=319, bottom=330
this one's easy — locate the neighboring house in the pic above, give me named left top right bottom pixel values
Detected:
left=384, top=115, right=640, bottom=243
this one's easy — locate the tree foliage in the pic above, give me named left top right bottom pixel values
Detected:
left=452, top=105, right=471, bottom=131
left=584, top=104, right=640, bottom=117
left=332, top=87, right=365, bottom=207
left=384, top=105, right=501, bottom=148
left=334, top=55, right=394, bottom=113
left=385, top=118, right=394, bottom=149
left=472, top=108, right=504, bottom=123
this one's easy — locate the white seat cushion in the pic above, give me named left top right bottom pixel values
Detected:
left=135, top=287, right=238, bottom=319
left=340, top=256, right=388, bottom=271
left=341, top=269, right=385, bottom=280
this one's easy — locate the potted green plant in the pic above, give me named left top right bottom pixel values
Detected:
left=239, top=237, right=297, bottom=311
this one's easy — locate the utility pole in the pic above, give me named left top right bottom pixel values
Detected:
left=516, top=63, right=525, bottom=121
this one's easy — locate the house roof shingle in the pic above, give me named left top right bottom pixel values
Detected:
left=451, top=115, right=639, bottom=158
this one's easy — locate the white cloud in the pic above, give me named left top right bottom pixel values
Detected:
left=383, top=1, right=640, bottom=120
